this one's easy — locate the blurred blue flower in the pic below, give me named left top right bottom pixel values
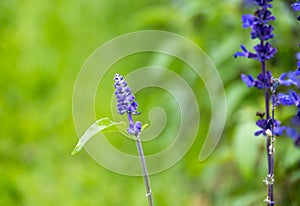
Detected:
left=242, top=14, right=255, bottom=28
left=292, top=1, right=300, bottom=20
left=286, top=127, right=300, bottom=147
left=292, top=2, right=300, bottom=11
left=278, top=69, right=300, bottom=88
left=277, top=92, right=295, bottom=106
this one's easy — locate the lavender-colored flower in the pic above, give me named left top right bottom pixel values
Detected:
left=292, top=2, right=300, bottom=11
left=114, top=74, right=139, bottom=115
left=234, top=45, right=258, bottom=59
left=277, top=92, right=296, bottom=106
left=242, top=14, right=255, bottom=28
left=114, top=73, right=141, bottom=135
left=254, top=43, right=277, bottom=62
left=241, top=71, right=272, bottom=89
left=241, top=74, right=256, bottom=88
left=292, top=1, right=300, bottom=20
left=286, top=127, right=300, bottom=147
left=255, top=118, right=286, bottom=136
left=127, top=121, right=142, bottom=136
left=281, top=2, right=300, bottom=143
left=277, top=90, right=300, bottom=115
left=234, top=0, right=277, bottom=62
left=278, top=68, right=300, bottom=88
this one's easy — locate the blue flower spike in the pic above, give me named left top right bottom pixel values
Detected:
left=114, top=73, right=142, bottom=136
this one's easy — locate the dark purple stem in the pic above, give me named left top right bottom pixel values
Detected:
left=127, top=112, right=134, bottom=126
left=261, top=56, right=274, bottom=205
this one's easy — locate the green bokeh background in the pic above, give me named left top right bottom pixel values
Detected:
left=1, top=0, right=300, bottom=205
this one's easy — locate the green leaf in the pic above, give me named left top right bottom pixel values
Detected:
left=71, top=118, right=125, bottom=155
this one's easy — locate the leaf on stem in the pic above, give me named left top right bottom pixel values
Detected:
left=71, top=118, right=125, bottom=155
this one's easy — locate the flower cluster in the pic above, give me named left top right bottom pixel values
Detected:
left=114, top=73, right=142, bottom=136
left=235, top=0, right=277, bottom=93
left=272, top=3, right=300, bottom=147
left=235, top=0, right=284, bottom=137
left=237, top=1, right=300, bottom=144
left=114, top=74, right=138, bottom=115
left=234, top=0, right=277, bottom=62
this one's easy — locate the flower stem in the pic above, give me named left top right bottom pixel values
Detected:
left=135, top=133, right=154, bottom=206
left=268, top=91, right=276, bottom=206
left=261, top=59, right=275, bottom=206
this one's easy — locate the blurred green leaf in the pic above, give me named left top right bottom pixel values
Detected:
left=233, top=108, right=265, bottom=179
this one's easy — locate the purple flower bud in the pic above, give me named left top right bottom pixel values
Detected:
left=127, top=121, right=142, bottom=135
left=114, top=74, right=143, bottom=136
left=114, top=74, right=139, bottom=115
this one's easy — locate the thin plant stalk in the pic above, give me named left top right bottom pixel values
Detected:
left=135, top=133, right=154, bottom=206
left=267, top=80, right=278, bottom=206
left=260, top=46, right=275, bottom=206
left=114, top=74, right=154, bottom=205
left=264, top=78, right=279, bottom=206
left=127, top=112, right=154, bottom=205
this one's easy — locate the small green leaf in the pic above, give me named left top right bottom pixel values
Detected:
left=141, top=124, right=149, bottom=131
left=71, top=118, right=125, bottom=155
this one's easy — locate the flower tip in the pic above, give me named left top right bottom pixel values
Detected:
left=114, top=73, right=123, bottom=81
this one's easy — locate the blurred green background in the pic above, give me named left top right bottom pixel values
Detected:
left=1, top=0, right=300, bottom=205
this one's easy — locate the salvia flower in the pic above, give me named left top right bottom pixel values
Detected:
left=292, top=2, right=300, bottom=11
left=114, top=74, right=139, bottom=115
left=241, top=71, right=272, bottom=89
left=255, top=118, right=286, bottom=137
left=278, top=68, right=300, bottom=88
left=114, top=73, right=141, bottom=136
left=234, top=0, right=277, bottom=62
left=286, top=127, right=300, bottom=146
